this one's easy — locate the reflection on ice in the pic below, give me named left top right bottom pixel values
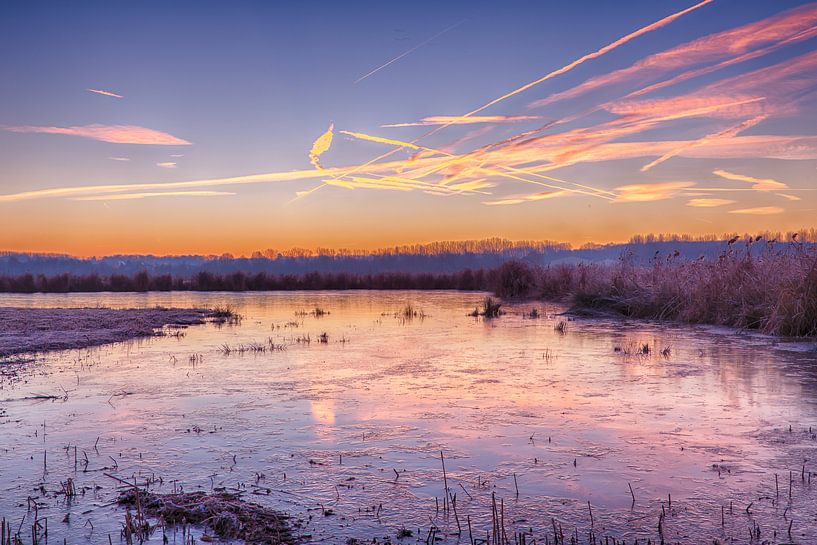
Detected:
left=1, top=291, right=816, bottom=543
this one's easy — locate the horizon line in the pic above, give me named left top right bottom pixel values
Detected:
left=2, top=228, right=814, bottom=260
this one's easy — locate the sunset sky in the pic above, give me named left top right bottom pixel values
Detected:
left=1, top=0, right=816, bottom=256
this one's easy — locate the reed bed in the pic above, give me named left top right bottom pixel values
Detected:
left=491, top=239, right=817, bottom=337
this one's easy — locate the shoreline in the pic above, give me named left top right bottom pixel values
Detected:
left=0, top=306, right=213, bottom=358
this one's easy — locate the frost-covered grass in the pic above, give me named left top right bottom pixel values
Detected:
left=0, top=307, right=209, bottom=357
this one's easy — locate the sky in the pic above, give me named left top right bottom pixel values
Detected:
left=1, top=0, right=816, bottom=257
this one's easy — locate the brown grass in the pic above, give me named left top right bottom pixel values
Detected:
left=118, top=489, right=293, bottom=544
left=530, top=241, right=817, bottom=337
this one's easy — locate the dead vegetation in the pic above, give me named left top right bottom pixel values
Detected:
left=118, top=489, right=294, bottom=544
left=209, top=306, right=243, bottom=325
left=525, top=238, right=817, bottom=337
left=470, top=297, right=503, bottom=318
left=218, top=338, right=286, bottom=355
left=0, top=307, right=212, bottom=357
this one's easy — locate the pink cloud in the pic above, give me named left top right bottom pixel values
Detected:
left=529, top=3, right=817, bottom=109
left=687, top=198, right=735, bottom=207
left=614, top=182, right=695, bottom=202
left=382, top=115, right=542, bottom=128
left=4, top=124, right=191, bottom=145
left=729, top=206, right=785, bottom=215
left=87, top=88, right=123, bottom=99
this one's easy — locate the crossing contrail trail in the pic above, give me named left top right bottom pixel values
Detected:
left=422, top=0, right=715, bottom=138
left=354, top=19, right=467, bottom=83
left=325, top=0, right=715, bottom=191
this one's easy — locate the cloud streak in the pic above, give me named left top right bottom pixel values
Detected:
left=712, top=169, right=788, bottom=190
left=382, top=115, right=542, bottom=128
left=6, top=1, right=815, bottom=224
left=640, top=115, right=768, bottom=172
left=87, top=88, right=123, bottom=98
left=5, top=124, right=191, bottom=145
left=728, top=206, right=784, bottom=215
left=309, top=124, right=334, bottom=169
left=73, top=191, right=234, bottom=201
left=483, top=190, right=568, bottom=206
left=454, top=0, right=713, bottom=125
left=529, top=3, right=817, bottom=109
left=614, top=182, right=695, bottom=202
left=687, top=198, right=735, bottom=207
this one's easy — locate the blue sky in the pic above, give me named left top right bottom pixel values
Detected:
left=1, top=1, right=815, bottom=255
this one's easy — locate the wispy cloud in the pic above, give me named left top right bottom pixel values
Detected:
left=340, top=130, right=422, bottom=150
left=156, top=162, right=177, bottom=169
left=73, top=191, right=234, bottom=201
left=455, top=0, right=713, bottom=125
left=382, top=115, right=542, bottom=128
left=614, top=182, right=694, bottom=202
left=777, top=193, right=801, bottom=201
left=0, top=169, right=328, bottom=202
left=729, top=206, right=785, bottom=215
left=309, top=124, right=334, bottom=169
left=529, top=3, right=817, bottom=109
left=7, top=2, right=815, bottom=220
left=712, top=169, right=788, bottom=190
left=5, top=124, right=191, bottom=145
left=687, top=198, right=735, bottom=207
left=109, top=157, right=130, bottom=162
left=87, top=88, right=123, bottom=99
left=640, top=115, right=767, bottom=172
left=483, top=190, right=568, bottom=206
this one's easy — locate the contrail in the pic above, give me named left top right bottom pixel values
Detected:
left=315, top=0, right=714, bottom=194
left=382, top=115, right=542, bottom=127
left=87, top=88, right=123, bottom=98
left=340, top=129, right=615, bottom=200
left=423, top=0, right=714, bottom=138
left=73, top=191, right=234, bottom=201
left=354, top=19, right=467, bottom=83
left=640, top=114, right=767, bottom=172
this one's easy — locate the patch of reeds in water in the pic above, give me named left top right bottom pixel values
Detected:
left=470, top=297, right=503, bottom=318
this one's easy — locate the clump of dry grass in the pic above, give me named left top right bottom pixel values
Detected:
left=209, top=306, right=242, bottom=325
left=470, top=297, right=503, bottom=318
left=118, top=489, right=293, bottom=544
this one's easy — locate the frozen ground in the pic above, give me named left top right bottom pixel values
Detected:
left=0, top=306, right=208, bottom=356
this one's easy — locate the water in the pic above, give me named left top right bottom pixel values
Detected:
left=1, top=291, right=817, bottom=544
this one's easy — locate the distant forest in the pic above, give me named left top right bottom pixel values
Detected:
left=0, top=231, right=814, bottom=293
